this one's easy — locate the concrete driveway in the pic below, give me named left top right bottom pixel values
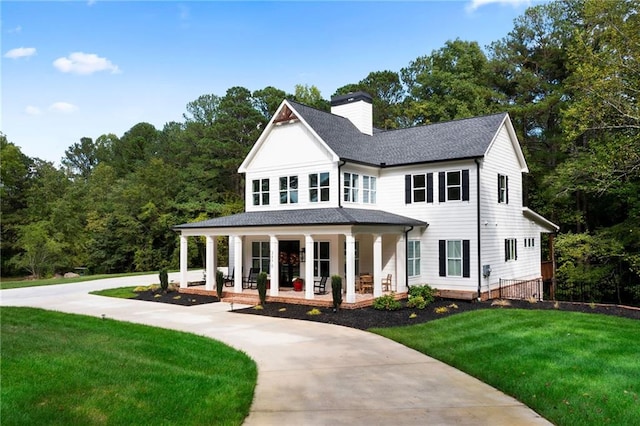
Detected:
left=1, top=272, right=551, bottom=425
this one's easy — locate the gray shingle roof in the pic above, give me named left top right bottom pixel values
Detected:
left=289, top=100, right=507, bottom=167
left=173, top=207, right=427, bottom=230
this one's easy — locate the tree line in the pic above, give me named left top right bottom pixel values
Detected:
left=1, top=0, right=638, bottom=304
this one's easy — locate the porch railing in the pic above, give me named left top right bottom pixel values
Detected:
left=498, top=278, right=543, bottom=301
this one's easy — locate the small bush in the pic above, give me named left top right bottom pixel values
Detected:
left=373, top=293, right=402, bottom=311
left=253, top=305, right=263, bottom=310
left=435, top=306, right=449, bottom=314
left=408, top=284, right=436, bottom=305
left=216, top=270, right=224, bottom=299
left=448, top=303, right=458, bottom=310
left=331, top=275, right=343, bottom=310
left=409, top=312, right=417, bottom=319
left=257, top=272, right=268, bottom=305
left=406, top=295, right=427, bottom=309
left=306, top=308, right=322, bottom=316
left=159, top=268, right=169, bottom=292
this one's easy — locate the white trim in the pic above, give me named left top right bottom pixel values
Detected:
left=523, top=207, right=559, bottom=232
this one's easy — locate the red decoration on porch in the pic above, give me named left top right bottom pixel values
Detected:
left=293, top=278, right=303, bottom=292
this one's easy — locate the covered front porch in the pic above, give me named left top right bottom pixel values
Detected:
left=173, top=208, right=427, bottom=307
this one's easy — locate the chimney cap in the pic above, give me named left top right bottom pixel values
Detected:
left=330, top=91, right=372, bottom=107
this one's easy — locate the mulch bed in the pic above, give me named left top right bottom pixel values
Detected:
left=130, top=288, right=639, bottom=329
left=233, top=299, right=640, bottom=330
left=132, top=289, right=219, bottom=306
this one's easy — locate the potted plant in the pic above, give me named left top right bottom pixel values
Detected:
left=293, top=277, right=303, bottom=292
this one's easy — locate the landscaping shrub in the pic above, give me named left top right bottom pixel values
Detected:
left=216, top=270, right=224, bottom=299
left=159, top=268, right=169, bottom=292
left=257, top=272, right=268, bottom=305
left=406, top=295, right=427, bottom=309
left=331, top=275, right=343, bottom=310
left=373, top=293, right=402, bottom=311
left=408, top=284, right=436, bottom=305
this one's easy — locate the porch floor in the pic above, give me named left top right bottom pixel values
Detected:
left=180, top=285, right=406, bottom=309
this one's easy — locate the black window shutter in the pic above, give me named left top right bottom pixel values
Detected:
left=438, top=240, right=446, bottom=276
left=427, top=173, right=433, bottom=203
left=497, top=175, right=501, bottom=202
left=462, top=169, right=469, bottom=201
left=463, top=240, right=470, bottom=278
left=504, top=239, right=508, bottom=261
left=438, top=172, right=445, bottom=202
left=515, top=239, right=518, bottom=260
left=506, top=176, right=509, bottom=204
left=405, top=175, right=412, bottom=204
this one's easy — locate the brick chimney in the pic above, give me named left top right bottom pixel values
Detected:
left=330, top=92, right=373, bottom=136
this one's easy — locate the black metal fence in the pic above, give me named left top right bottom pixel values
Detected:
left=498, top=278, right=543, bottom=301
left=551, top=280, right=640, bottom=307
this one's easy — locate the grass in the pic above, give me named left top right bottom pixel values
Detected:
left=372, top=309, right=640, bottom=426
left=90, top=286, right=141, bottom=299
left=0, top=271, right=154, bottom=290
left=1, top=307, right=257, bottom=425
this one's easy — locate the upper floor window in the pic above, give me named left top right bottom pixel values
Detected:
left=252, top=179, right=269, bottom=206
left=408, top=240, right=421, bottom=276
left=343, top=172, right=359, bottom=202
left=498, top=174, right=509, bottom=203
left=279, top=176, right=298, bottom=204
left=363, top=176, right=377, bottom=203
left=438, top=170, right=469, bottom=202
left=505, top=238, right=518, bottom=261
left=309, top=172, right=330, bottom=202
left=524, top=237, right=534, bottom=248
left=405, top=173, right=433, bottom=203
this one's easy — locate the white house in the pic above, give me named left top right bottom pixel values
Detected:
left=174, top=92, right=558, bottom=304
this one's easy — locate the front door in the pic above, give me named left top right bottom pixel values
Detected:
left=279, top=240, right=300, bottom=287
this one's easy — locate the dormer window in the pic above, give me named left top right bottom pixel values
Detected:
left=279, top=176, right=298, bottom=204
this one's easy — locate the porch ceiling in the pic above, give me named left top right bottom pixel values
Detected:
left=173, top=207, right=427, bottom=232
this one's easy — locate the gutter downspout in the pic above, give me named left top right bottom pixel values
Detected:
left=338, top=159, right=346, bottom=208
left=475, top=158, right=482, bottom=301
left=404, top=226, right=413, bottom=291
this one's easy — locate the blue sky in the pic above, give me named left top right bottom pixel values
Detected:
left=2, top=0, right=539, bottom=164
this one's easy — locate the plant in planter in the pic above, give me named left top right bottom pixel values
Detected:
left=293, top=277, right=303, bottom=291
left=216, top=270, right=224, bottom=299
left=257, top=271, right=268, bottom=305
left=331, top=275, right=343, bottom=311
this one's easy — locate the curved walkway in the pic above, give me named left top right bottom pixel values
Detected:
left=1, top=272, right=551, bottom=425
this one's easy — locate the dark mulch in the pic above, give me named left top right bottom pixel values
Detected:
left=232, top=298, right=640, bottom=330
left=132, top=289, right=219, bottom=306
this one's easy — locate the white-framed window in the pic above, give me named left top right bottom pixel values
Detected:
left=524, top=237, right=535, bottom=248
left=447, top=240, right=463, bottom=277
left=413, top=174, right=426, bottom=202
left=309, top=172, right=330, bottom=202
left=505, top=238, right=517, bottom=261
left=279, top=175, right=298, bottom=204
left=343, top=172, right=359, bottom=202
left=252, top=241, right=270, bottom=273
left=314, top=241, right=330, bottom=277
left=252, top=179, right=269, bottom=206
left=446, top=170, right=462, bottom=201
left=498, top=174, right=508, bottom=203
left=408, top=240, right=421, bottom=277
left=363, top=176, right=377, bottom=203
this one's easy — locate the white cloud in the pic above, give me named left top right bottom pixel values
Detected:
left=4, top=47, right=36, bottom=59
left=25, top=106, right=42, bottom=116
left=49, top=102, right=78, bottom=113
left=53, top=52, right=120, bottom=75
left=466, top=0, right=531, bottom=12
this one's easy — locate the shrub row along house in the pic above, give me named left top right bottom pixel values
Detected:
left=174, top=92, right=558, bottom=305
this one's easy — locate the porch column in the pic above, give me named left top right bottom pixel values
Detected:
left=233, top=236, right=243, bottom=293
left=205, top=235, right=217, bottom=291
left=305, top=234, right=314, bottom=300
left=396, top=234, right=407, bottom=291
left=345, top=234, right=356, bottom=303
left=180, top=234, right=188, bottom=289
left=373, top=234, right=383, bottom=297
left=269, top=235, right=279, bottom=297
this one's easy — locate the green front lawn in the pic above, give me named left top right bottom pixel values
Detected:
left=373, top=309, right=640, bottom=426
left=0, top=271, right=154, bottom=290
left=1, top=307, right=256, bottom=425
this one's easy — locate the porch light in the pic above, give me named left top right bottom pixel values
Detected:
left=300, top=248, right=306, bottom=262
